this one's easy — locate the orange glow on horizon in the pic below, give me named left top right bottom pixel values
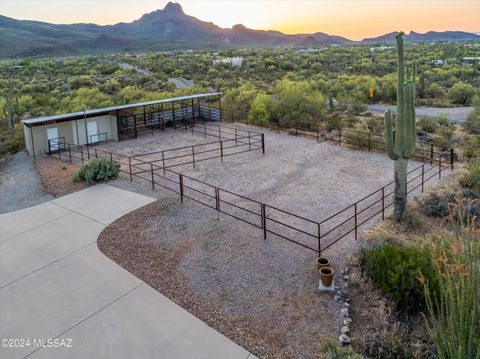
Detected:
left=1, top=0, right=479, bottom=41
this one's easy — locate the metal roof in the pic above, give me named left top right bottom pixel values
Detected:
left=22, top=92, right=222, bottom=127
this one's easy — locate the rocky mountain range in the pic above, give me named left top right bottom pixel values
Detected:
left=0, top=2, right=478, bottom=58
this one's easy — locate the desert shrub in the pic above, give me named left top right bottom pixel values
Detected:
left=398, top=205, right=422, bottom=232
left=463, top=110, right=480, bottom=134
left=72, top=157, right=120, bottom=185
left=343, top=113, right=360, bottom=128
left=461, top=188, right=479, bottom=200
left=461, top=159, right=480, bottom=194
left=448, top=82, right=476, bottom=105
left=345, top=125, right=371, bottom=148
left=362, top=243, right=437, bottom=312
left=0, top=125, right=25, bottom=155
left=423, top=224, right=480, bottom=359
left=325, top=116, right=341, bottom=130
left=421, top=191, right=455, bottom=218
left=462, top=96, right=480, bottom=134
left=417, top=117, right=439, bottom=133
left=461, top=200, right=480, bottom=228
left=320, top=340, right=364, bottom=359
left=366, top=116, right=384, bottom=134
left=432, top=135, right=451, bottom=150
left=461, top=135, right=480, bottom=160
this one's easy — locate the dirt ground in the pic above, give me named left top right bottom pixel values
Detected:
left=34, top=156, right=87, bottom=197
left=93, top=123, right=448, bottom=358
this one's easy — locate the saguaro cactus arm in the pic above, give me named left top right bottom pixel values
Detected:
left=384, top=109, right=398, bottom=160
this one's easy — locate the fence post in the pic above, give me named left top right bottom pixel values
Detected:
left=68, top=144, right=72, bottom=163
left=339, top=128, right=342, bottom=146
left=95, top=149, right=98, bottom=158
left=80, top=146, right=84, bottom=163
left=354, top=203, right=358, bottom=240
left=421, top=164, right=425, bottom=192
left=215, top=187, right=220, bottom=220
left=192, top=146, right=195, bottom=169
left=316, top=128, right=319, bottom=143
left=381, top=187, right=385, bottom=220
left=110, top=152, right=112, bottom=162
left=368, top=133, right=371, bottom=152
left=128, top=157, right=132, bottom=181
left=220, top=141, right=224, bottom=163
left=430, top=143, right=434, bottom=160
left=450, top=148, right=454, bottom=170
left=87, top=145, right=90, bottom=160
left=261, top=203, right=267, bottom=240
left=179, top=174, right=184, bottom=202
left=248, top=131, right=251, bottom=150
left=151, top=164, right=155, bottom=190
left=162, top=151, right=166, bottom=174
left=317, top=223, right=321, bottom=256
left=58, top=144, right=61, bottom=160
left=235, top=129, right=238, bottom=146
left=439, top=156, right=442, bottom=179
left=261, top=134, right=265, bottom=154
left=204, top=122, right=207, bottom=138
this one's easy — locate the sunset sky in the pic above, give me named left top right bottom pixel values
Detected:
left=1, top=0, right=479, bottom=40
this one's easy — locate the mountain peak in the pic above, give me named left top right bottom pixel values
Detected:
left=232, top=24, right=247, bottom=31
left=163, top=2, right=184, bottom=14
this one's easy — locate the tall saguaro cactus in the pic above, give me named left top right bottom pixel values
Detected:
left=384, top=32, right=416, bottom=219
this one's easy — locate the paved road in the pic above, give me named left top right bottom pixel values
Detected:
left=0, top=184, right=255, bottom=359
left=0, top=152, right=53, bottom=214
left=168, top=77, right=194, bottom=89
left=366, top=104, right=473, bottom=123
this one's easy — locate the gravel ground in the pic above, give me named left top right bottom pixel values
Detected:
left=98, top=124, right=448, bottom=358
left=0, top=152, right=53, bottom=213
left=34, top=156, right=87, bottom=197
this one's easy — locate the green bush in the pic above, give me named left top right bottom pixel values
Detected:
left=461, top=136, right=480, bottom=160
left=362, top=242, right=437, bottom=312
left=448, top=82, right=476, bottom=105
left=417, top=117, right=439, bottom=133
left=421, top=191, right=455, bottom=218
left=461, top=160, right=480, bottom=194
left=462, top=96, right=480, bottom=134
left=72, top=157, right=120, bottom=185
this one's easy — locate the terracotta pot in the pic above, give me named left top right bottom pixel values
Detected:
left=316, top=256, right=331, bottom=270
left=319, top=267, right=334, bottom=287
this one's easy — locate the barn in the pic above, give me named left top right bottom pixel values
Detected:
left=22, top=93, right=222, bottom=157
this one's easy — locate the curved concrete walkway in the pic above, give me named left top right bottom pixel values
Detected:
left=0, top=184, right=255, bottom=359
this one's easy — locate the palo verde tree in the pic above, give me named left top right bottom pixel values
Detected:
left=384, top=32, right=417, bottom=219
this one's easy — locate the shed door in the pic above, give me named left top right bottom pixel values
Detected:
left=47, top=127, right=59, bottom=151
left=87, top=121, right=98, bottom=143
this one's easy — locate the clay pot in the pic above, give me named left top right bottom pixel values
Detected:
left=316, top=256, right=331, bottom=270
left=319, top=267, right=334, bottom=287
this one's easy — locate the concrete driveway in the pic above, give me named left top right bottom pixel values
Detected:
left=0, top=184, right=255, bottom=359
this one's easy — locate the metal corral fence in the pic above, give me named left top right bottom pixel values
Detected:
left=47, top=122, right=456, bottom=256
left=224, top=115, right=448, bottom=162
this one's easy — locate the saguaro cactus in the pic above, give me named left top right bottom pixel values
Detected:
left=384, top=32, right=416, bottom=219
